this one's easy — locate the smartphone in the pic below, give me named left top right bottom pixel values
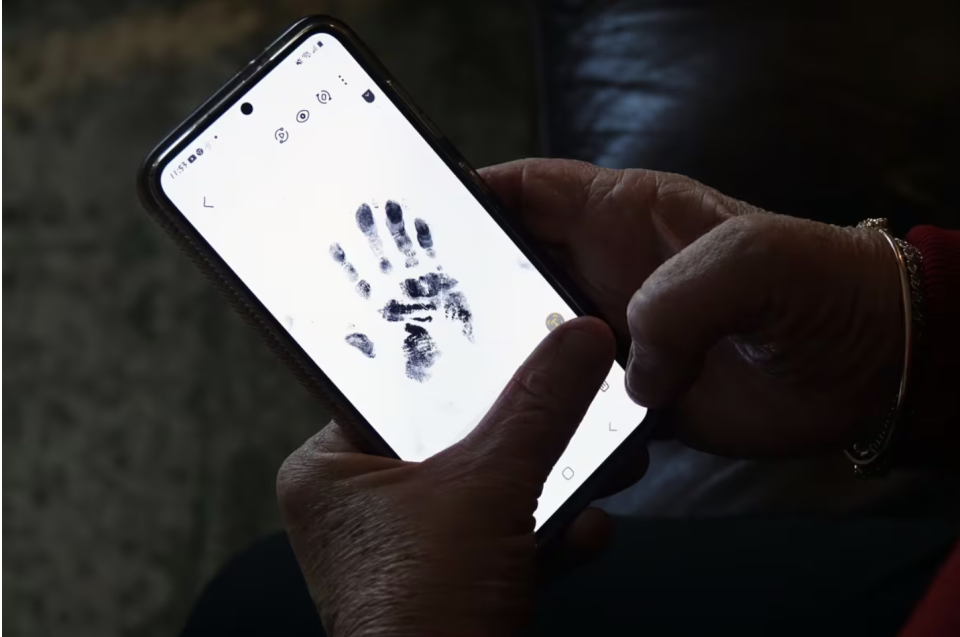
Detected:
left=138, top=16, right=653, bottom=542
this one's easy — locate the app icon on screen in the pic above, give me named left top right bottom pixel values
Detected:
left=545, top=312, right=564, bottom=331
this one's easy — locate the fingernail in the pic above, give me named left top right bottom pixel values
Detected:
left=624, top=343, right=636, bottom=396
left=624, top=341, right=647, bottom=403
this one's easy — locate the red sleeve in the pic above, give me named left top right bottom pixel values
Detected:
left=896, top=226, right=960, bottom=637
left=898, top=540, right=960, bottom=637
left=899, top=226, right=960, bottom=464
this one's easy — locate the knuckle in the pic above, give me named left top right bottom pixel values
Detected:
left=626, top=283, right=653, bottom=323
left=625, top=321, right=666, bottom=388
left=626, top=286, right=655, bottom=346
left=715, top=209, right=766, bottom=240
left=275, top=451, right=314, bottom=510
left=583, top=166, right=631, bottom=211
left=648, top=174, right=775, bottom=253
left=652, top=171, right=706, bottom=202
left=710, top=213, right=780, bottom=266
left=651, top=172, right=725, bottom=221
left=506, top=364, right=568, bottom=416
left=276, top=447, right=336, bottom=516
left=625, top=373, right=662, bottom=409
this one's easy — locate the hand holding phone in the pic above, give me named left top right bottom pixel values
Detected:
left=278, top=317, right=632, bottom=637
left=138, top=17, right=654, bottom=540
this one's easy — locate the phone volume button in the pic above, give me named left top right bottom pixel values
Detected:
left=459, top=160, right=480, bottom=182
left=458, top=159, right=492, bottom=194
left=387, top=78, right=413, bottom=105
left=417, top=112, right=443, bottom=140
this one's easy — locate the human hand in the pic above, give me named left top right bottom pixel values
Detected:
left=480, top=159, right=902, bottom=457
left=278, top=318, right=641, bottom=637
left=625, top=212, right=903, bottom=456
left=480, top=159, right=763, bottom=342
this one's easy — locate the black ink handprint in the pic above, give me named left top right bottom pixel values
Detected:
left=331, top=201, right=473, bottom=382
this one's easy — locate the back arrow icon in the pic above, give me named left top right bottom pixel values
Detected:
left=608, top=422, right=617, bottom=431
left=203, top=197, right=214, bottom=208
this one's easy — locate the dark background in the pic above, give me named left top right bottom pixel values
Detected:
left=9, top=1, right=960, bottom=635
left=3, top=1, right=534, bottom=635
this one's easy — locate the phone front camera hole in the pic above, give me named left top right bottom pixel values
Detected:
left=240, top=102, right=253, bottom=115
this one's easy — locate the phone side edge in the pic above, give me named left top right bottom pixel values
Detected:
left=134, top=17, right=400, bottom=458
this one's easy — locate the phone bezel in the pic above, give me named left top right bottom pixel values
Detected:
left=137, top=15, right=654, bottom=545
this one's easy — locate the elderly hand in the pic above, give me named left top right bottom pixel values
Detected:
left=277, top=318, right=642, bottom=637
left=481, top=159, right=902, bottom=457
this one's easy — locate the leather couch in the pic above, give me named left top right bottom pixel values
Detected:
left=531, top=0, right=960, bottom=517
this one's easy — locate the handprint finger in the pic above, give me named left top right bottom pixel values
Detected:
left=403, top=323, right=439, bottom=382
left=329, top=243, right=358, bottom=281
left=400, top=272, right=457, bottom=299
left=384, top=201, right=419, bottom=268
left=330, top=243, right=371, bottom=298
left=345, top=333, right=375, bottom=358
left=380, top=299, right=438, bottom=322
left=443, top=291, right=473, bottom=340
left=414, top=218, right=435, bottom=258
left=356, top=203, right=393, bottom=273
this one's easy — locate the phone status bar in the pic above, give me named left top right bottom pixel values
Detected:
left=293, top=38, right=324, bottom=67
left=166, top=135, right=217, bottom=181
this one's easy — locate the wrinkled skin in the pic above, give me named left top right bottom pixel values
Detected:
left=278, top=318, right=636, bottom=637
left=279, top=159, right=903, bottom=637
left=481, top=159, right=902, bottom=456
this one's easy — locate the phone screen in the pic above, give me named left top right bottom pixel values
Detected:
left=159, top=31, right=648, bottom=529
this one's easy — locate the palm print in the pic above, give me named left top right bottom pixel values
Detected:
left=330, top=200, right=473, bottom=381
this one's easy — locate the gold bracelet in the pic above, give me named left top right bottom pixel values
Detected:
left=845, top=219, right=924, bottom=477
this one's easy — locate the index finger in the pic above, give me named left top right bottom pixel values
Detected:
left=478, top=159, right=604, bottom=244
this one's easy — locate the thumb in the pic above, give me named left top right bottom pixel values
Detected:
left=450, top=317, right=616, bottom=483
left=625, top=215, right=776, bottom=408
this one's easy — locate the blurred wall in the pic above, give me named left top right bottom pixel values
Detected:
left=2, top=1, right=535, bottom=635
